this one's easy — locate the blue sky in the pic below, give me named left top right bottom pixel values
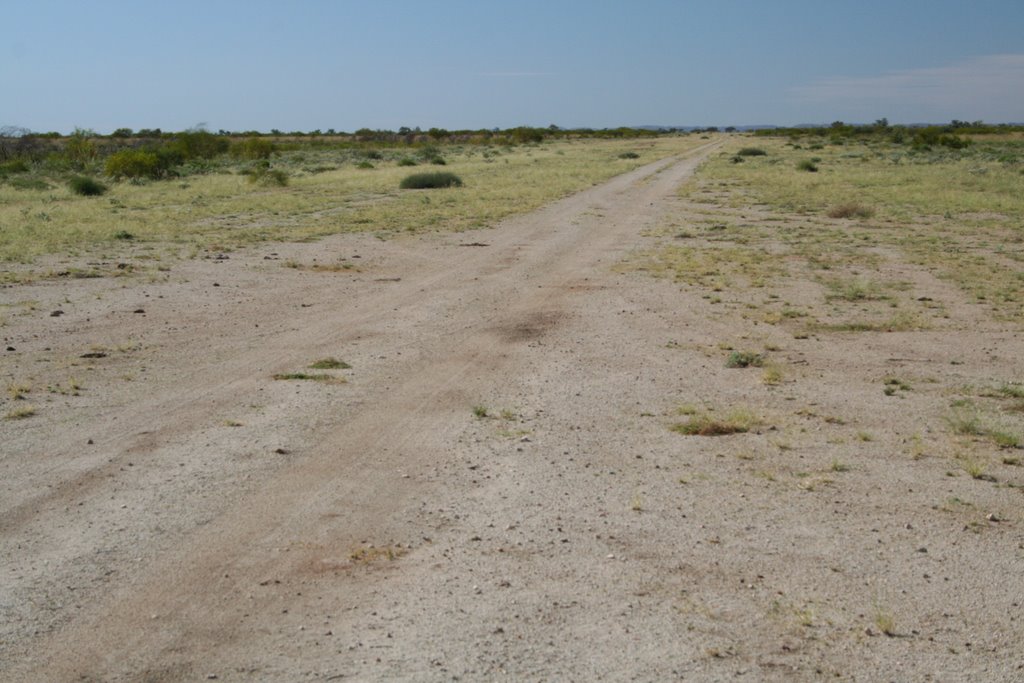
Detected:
left=3, top=0, right=1023, bottom=134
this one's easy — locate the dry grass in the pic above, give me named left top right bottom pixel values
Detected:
left=689, top=136, right=1024, bottom=321
left=671, top=408, right=761, bottom=436
left=0, top=137, right=704, bottom=271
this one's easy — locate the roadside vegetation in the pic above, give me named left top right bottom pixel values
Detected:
left=627, top=121, right=1024, bottom=324
left=0, top=125, right=708, bottom=276
left=619, top=120, right=1024, bottom=534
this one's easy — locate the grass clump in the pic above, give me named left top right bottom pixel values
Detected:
left=827, top=203, right=875, bottom=219
left=69, top=176, right=108, bottom=196
left=725, top=351, right=765, bottom=368
left=399, top=172, right=463, bottom=189
left=472, top=405, right=489, bottom=418
left=618, top=151, right=640, bottom=159
left=796, top=159, right=819, bottom=172
left=671, top=408, right=760, bottom=436
left=248, top=164, right=289, bottom=187
left=272, top=372, right=345, bottom=383
left=5, top=404, right=36, bottom=419
left=736, top=147, right=767, bottom=157
left=761, top=364, right=784, bottom=385
left=308, top=357, right=351, bottom=370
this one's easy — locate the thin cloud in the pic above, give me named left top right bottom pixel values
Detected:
left=791, top=54, right=1024, bottom=118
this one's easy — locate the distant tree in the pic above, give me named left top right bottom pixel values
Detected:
left=111, top=127, right=133, bottom=138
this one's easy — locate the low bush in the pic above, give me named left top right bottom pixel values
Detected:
left=0, top=159, right=29, bottom=175
left=247, top=162, right=289, bottom=186
left=827, top=203, right=875, bottom=219
left=399, top=171, right=463, bottom=189
left=69, top=175, right=108, bottom=196
left=618, top=151, right=640, bottom=159
left=397, top=157, right=418, bottom=166
left=736, top=147, right=767, bottom=157
left=725, top=351, right=765, bottom=368
left=797, top=159, right=819, bottom=172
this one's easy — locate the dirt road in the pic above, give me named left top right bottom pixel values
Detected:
left=3, top=140, right=1023, bottom=681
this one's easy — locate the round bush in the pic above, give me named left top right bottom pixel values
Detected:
left=399, top=172, right=463, bottom=189
left=69, top=175, right=107, bottom=196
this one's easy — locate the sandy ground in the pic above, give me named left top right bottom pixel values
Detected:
left=2, top=142, right=1023, bottom=681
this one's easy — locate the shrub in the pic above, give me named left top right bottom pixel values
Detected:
left=736, top=147, right=767, bottom=157
left=69, top=175, right=107, bottom=196
left=64, top=128, right=98, bottom=169
left=397, top=157, right=417, bottom=166
left=725, top=351, right=765, bottom=368
left=231, top=137, right=275, bottom=160
left=356, top=161, right=374, bottom=169
left=618, top=151, right=640, bottom=159
left=429, top=156, right=447, bottom=165
left=399, top=172, right=463, bottom=189
left=248, top=164, right=289, bottom=187
left=167, top=129, right=228, bottom=160
left=0, top=159, right=29, bottom=175
left=827, top=203, right=875, bottom=219
left=797, top=159, right=818, bottom=172
left=105, top=149, right=163, bottom=179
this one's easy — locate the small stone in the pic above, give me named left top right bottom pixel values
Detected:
left=133, top=308, right=145, bottom=314
left=50, top=310, right=64, bottom=317
left=987, top=513, right=1000, bottom=522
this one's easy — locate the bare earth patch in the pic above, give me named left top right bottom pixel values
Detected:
left=2, top=140, right=1023, bottom=681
